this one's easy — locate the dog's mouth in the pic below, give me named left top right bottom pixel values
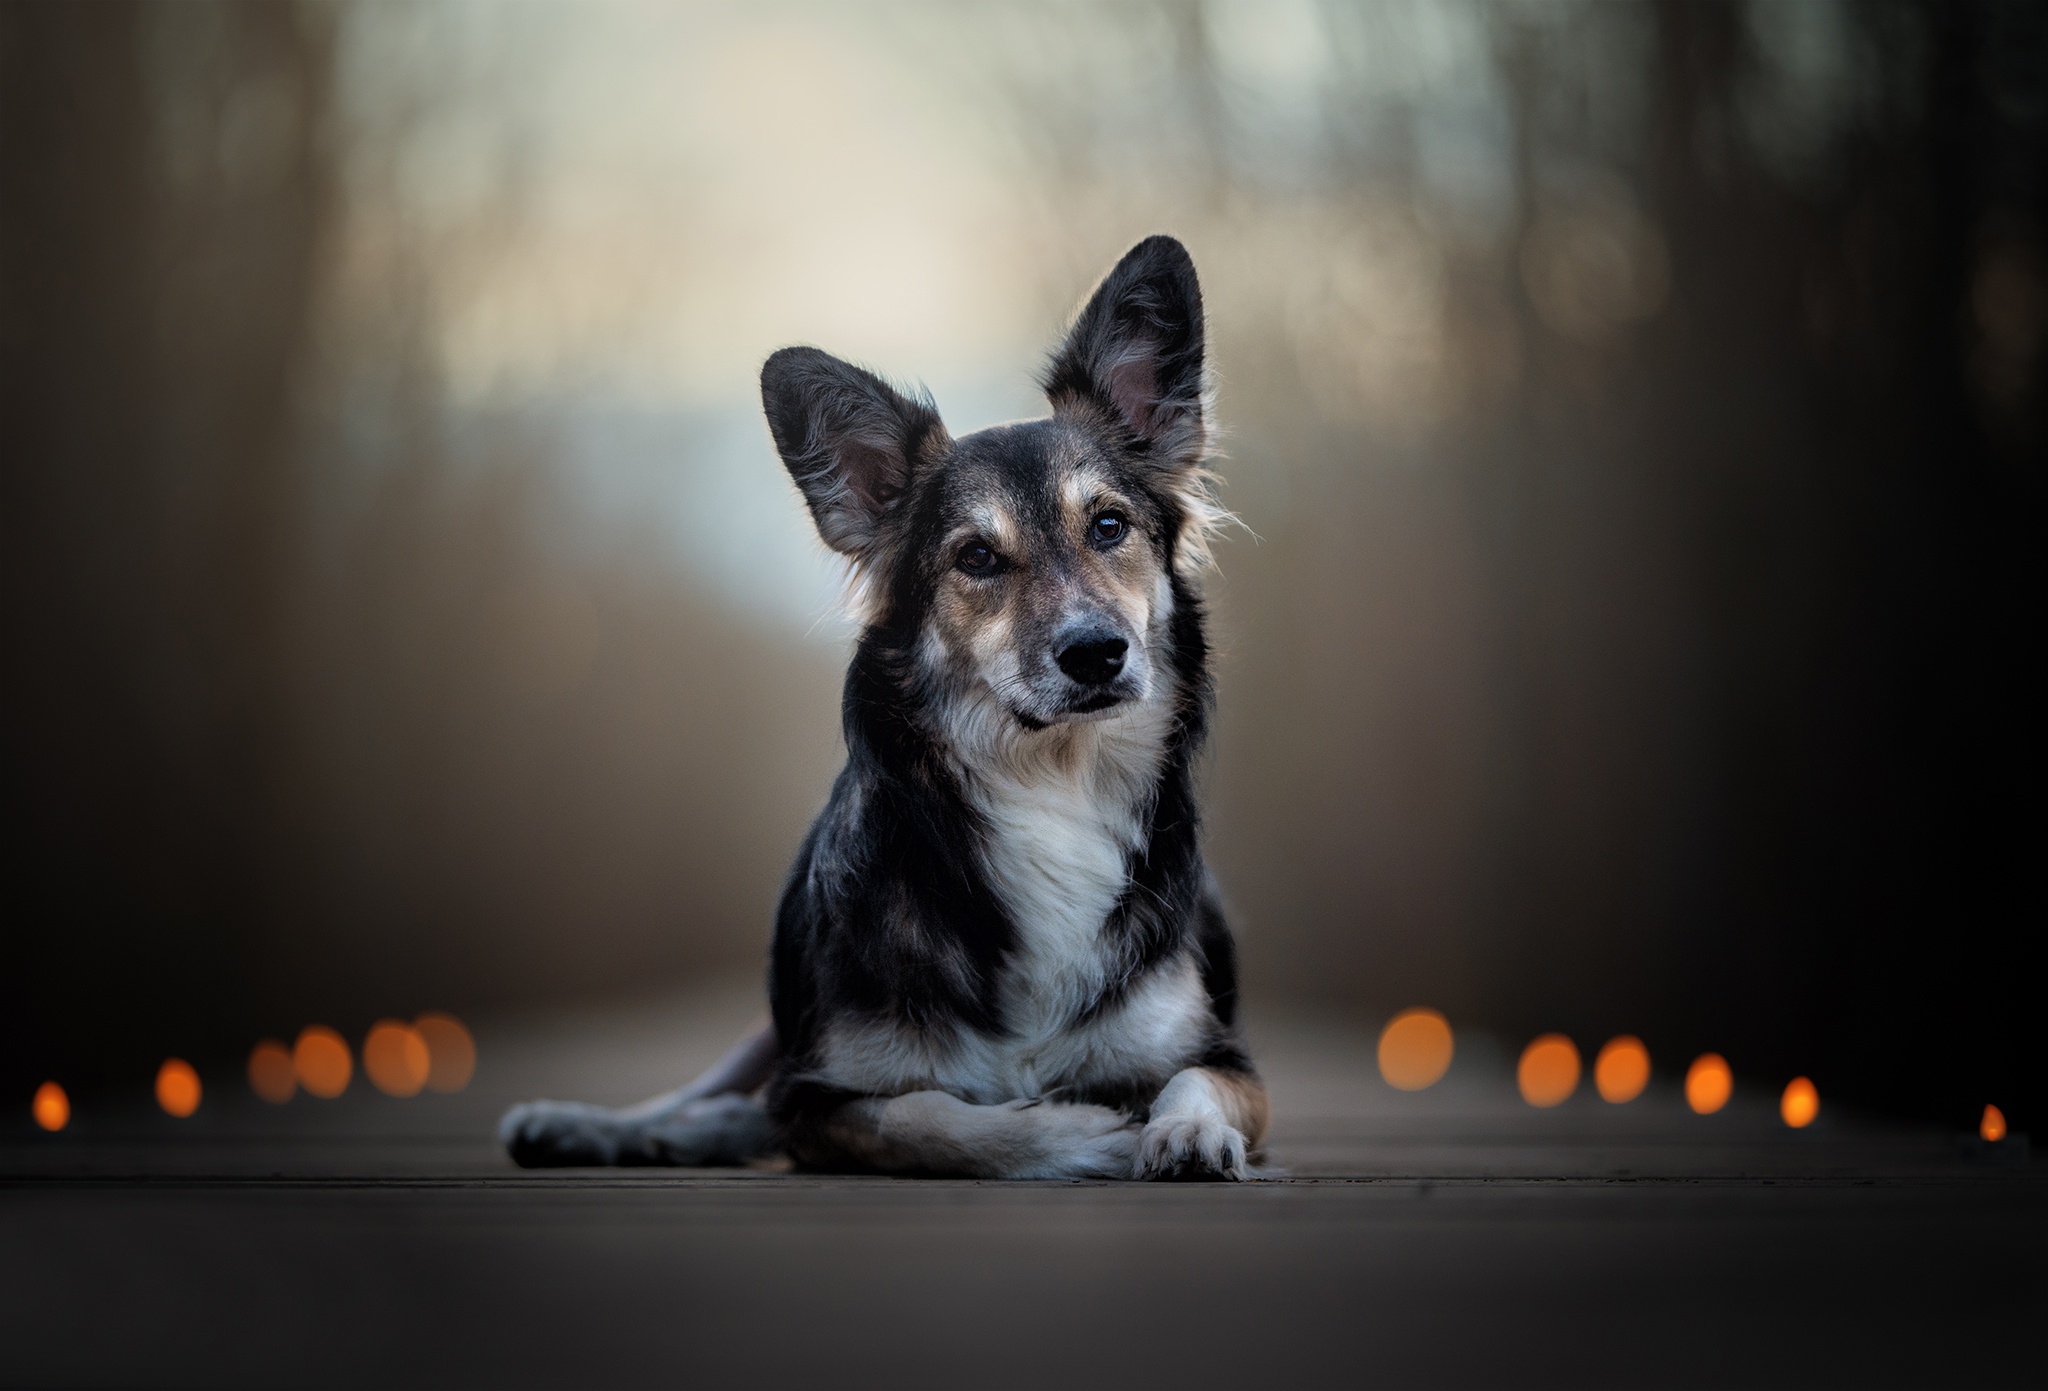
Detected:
left=998, top=646, right=1150, bottom=731
left=1011, top=689, right=1132, bottom=730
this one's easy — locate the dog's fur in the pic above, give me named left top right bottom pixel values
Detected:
left=501, top=235, right=1266, bottom=1179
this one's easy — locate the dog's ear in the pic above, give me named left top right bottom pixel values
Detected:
left=761, top=346, right=948, bottom=557
left=1042, top=235, right=1208, bottom=468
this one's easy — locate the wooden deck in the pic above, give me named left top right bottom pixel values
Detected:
left=3, top=984, right=2039, bottom=1388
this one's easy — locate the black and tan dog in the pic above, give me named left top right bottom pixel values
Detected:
left=501, top=236, right=1267, bottom=1179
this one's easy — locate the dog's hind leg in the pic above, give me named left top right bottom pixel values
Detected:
left=500, top=1021, right=781, bottom=1168
left=786, top=1088, right=1141, bottom=1179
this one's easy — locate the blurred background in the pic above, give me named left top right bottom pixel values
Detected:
left=3, top=0, right=2041, bottom=1132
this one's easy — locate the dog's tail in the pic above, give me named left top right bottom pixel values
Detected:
left=500, top=1020, right=782, bottom=1168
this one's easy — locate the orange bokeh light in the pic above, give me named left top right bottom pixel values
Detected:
left=364, top=1020, right=431, bottom=1098
left=1686, top=1053, right=1732, bottom=1114
left=294, top=1025, right=353, bottom=1099
left=32, top=1081, right=69, bottom=1132
left=1377, top=1008, right=1455, bottom=1091
left=1517, top=1034, right=1581, bottom=1107
left=1780, top=1076, right=1819, bottom=1128
left=1980, top=1105, right=2006, bottom=1143
left=155, top=1059, right=202, bottom=1118
left=414, top=1012, right=476, bottom=1093
left=1594, top=1036, right=1650, bottom=1104
left=248, top=1040, right=296, bottom=1104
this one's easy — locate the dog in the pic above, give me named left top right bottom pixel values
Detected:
left=500, top=235, right=1267, bottom=1179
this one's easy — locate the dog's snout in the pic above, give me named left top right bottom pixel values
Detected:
left=1056, top=630, right=1128, bottom=687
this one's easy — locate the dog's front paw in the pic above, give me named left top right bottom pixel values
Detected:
left=499, top=1100, right=621, bottom=1168
left=1134, top=1112, right=1248, bottom=1181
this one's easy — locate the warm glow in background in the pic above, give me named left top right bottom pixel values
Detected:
left=415, top=1014, right=477, bottom=1094
left=1517, top=1034, right=1582, bottom=1108
left=247, top=1041, right=297, bottom=1105
left=1376, top=1008, right=1455, bottom=1091
left=363, top=1021, right=431, bottom=1098
left=1594, top=1036, right=1651, bottom=1104
left=32, top=1082, right=69, bottom=1133
left=1780, top=1076, right=1819, bottom=1129
left=1687, top=1054, right=1734, bottom=1116
left=154, top=1059, right=202, bottom=1118
left=293, top=1026, right=353, bottom=1100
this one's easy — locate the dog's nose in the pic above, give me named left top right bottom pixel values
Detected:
left=1056, top=631, right=1128, bottom=686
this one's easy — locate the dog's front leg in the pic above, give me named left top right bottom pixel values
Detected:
left=1134, top=1067, right=1270, bottom=1181
left=794, top=1090, right=1140, bottom=1180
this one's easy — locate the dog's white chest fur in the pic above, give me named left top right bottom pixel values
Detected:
left=811, top=697, right=1210, bottom=1105
left=953, top=700, right=1187, bottom=1095
left=970, top=736, right=1147, bottom=1039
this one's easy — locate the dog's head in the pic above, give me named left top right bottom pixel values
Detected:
left=761, top=235, right=1221, bottom=732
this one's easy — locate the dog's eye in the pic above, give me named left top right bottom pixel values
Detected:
left=1091, top=512, right=1127, bottom=546
left=956, top=541, right=999, bottom=576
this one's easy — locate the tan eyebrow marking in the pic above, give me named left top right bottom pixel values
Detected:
left=949, top=504, right=1020, bottom=553
left=1060, top=466, right=1119, bottom=525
